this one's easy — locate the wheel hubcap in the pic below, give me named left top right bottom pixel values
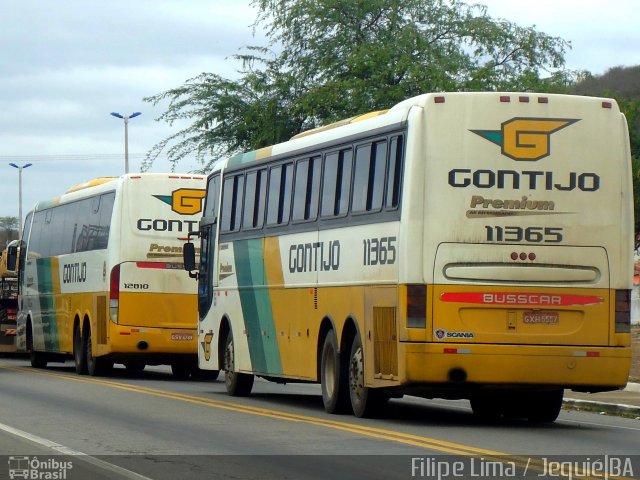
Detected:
left=225, top=339, right=234, bottom=387
left=323, top=347, right=335, bottom=396
left=349, top=346, right=365, bottom=403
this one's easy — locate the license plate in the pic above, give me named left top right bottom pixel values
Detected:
left=171, top=333, right=194, bottom=341
left=523, top=311, right=559, bottom=324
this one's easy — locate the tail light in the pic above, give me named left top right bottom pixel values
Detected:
left=407, top=285, right=427, bottom=328
left=109, top=264, right=120, bottom=323
left=615, top=289, right=631, bottom=333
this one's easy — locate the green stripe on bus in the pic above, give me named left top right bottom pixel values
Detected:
left=234, top=239, right=282, bottom=375
left=36, top=258, right=60, bottom=351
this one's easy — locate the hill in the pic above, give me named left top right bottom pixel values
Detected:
left=574, top=65, right=640, bottom=100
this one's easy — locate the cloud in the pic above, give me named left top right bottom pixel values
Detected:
left=481, top=0, right=640, bottom=73
left=0, top=0, right=263, bottom=219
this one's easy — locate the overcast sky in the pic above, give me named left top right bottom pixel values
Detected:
left=0, top=0, right=638, bottom=223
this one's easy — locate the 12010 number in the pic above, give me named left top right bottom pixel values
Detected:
left=485, top=226, right=563, bottom=243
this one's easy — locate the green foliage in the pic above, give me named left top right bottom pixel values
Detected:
left=573, top=66, right=640, bottom=229
left=0, top=217, right=18, bottom=233
left=620, top=99, right=640, bottom=231
left=144, top=0, right=575, bottom=170
left=0, top=217, right=19, bottom=246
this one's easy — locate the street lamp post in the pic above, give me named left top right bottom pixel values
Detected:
left=9, top=162, right=32, bottom=233
left=110, top=111, right=141, bottom=174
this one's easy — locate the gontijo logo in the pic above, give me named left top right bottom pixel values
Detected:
left=471, top=117, right=579, bottom=161
left=153, top=188, right=206, bottom=215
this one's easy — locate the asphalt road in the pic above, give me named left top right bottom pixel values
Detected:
left=0, top=357, right=639, bottom=480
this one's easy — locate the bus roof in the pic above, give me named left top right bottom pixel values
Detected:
left=30, top=173, right=206, bottom=212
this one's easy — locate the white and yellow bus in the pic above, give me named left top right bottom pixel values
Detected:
left=11, top=173, right=209, bottom=378
left=184, top=92, right=633, bottom=421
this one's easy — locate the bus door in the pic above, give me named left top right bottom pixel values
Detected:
left=198, top=173, right=221, bottom=320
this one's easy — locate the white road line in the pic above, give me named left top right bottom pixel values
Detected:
left=0, top=421, right=153, bottom=480
left=559, top=418, right=640, bottom=432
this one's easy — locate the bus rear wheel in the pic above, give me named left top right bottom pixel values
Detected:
left=348, top=335, right=389, bottom=418
left=525, top=389, right=564, bottom=423
left=192, top=368, right=220, bottom=381
left=86, top=327, right=112, bottom=376
left=124, top=361, right=146, bottom=373
left=73, top=322, right=87, bottom=375
left=320, top=331, right=349, bottom=414
left=223, top=333, right=253, bottom=396
left=171, top=362, right=193, bottom=380
left=470, top=395, right=504, bottom=421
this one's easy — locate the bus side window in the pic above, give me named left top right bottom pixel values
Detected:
left=204, top=174, right=220, bottom=222
left=352, top=140, right=387, bottom=213
left=28, top=210, right=46, bottom=258
left=243, top=169, right=267, bottom=230
left=266, top=163, right=293, bottom=226
left=220, top=175, right=245, bottom=233
left=292, top=156, right=321, bottom=222
left=63, top=202, right=80, bottom=254
left=321, top=148, right=352, bottom=218
left=74, top=198, right=93, bottom=253
left=386, top=135, right=404, bottom=209
left=97, top=192, right=115, bottom=249
left=48, top=206, right=65, bottom=256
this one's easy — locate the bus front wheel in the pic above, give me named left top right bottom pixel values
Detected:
left=320, top=332, right=349, bottom=414
left=223, top=333, right=253, bottom=396
left=348, top=335, right=389, bottom=418
left=27, top=323, right=47, bottom=369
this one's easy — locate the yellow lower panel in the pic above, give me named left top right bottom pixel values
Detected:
left=118, top=292, right=196, bottom=329
left=267, top=285, right=366, bottom=379
left=432, top=285, right=611, bottom=346
left=402, top=343, right=631, bottom=387
left=104, top=322, right=197, bottom=355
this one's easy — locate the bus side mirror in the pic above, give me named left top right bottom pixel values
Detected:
left=183, top=242, right=197, bottom=279
left=6, top=245, right=18, bottom=272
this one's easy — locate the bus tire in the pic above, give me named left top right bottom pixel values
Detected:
left=320, top=331, right=349, bottom=414
left=73, top=322, right=88, bottom=375
left=526, top=389, right=563, bottom=423
left=470, top=395, right=504, bottom=421
left=86, top=327, right=112, bottom=376
left=171, top=363, right=193, bottom=380
left=0, top=307, right=9, bottom=347
left=348, top=335, right=389, bottom=418
left=193, top=368, right=220, bottom=381
left=223, top=333, right=253, bottom=396
left=124, top=362, right=146, bottom=373
left=27, top=323, right=47, bottom=369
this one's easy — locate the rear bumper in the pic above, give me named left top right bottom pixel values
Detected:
left=100, top=322, right=198, bottom=356
left=402, top=342, right=631, bottom=388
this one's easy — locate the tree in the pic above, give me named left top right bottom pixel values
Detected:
left=573, top=66, right=640, bottom=229
left=0, top=216, right=19, bottom=245
left=144, top=0, right=574, bottom=170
